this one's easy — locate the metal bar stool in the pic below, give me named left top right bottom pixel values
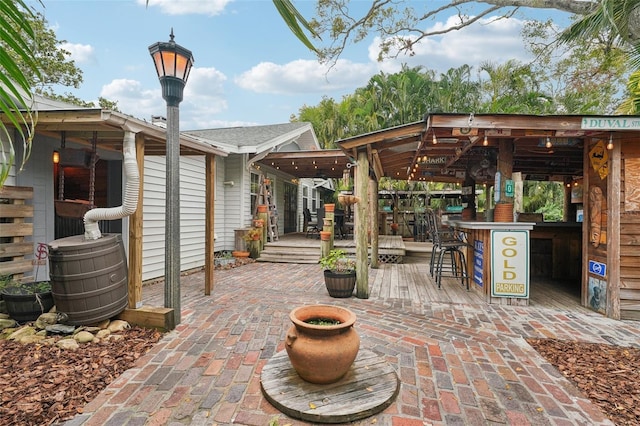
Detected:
left=425, top=209, right=469, bottom=290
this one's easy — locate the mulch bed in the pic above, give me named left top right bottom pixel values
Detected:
left=528, top=338, right=640, bottom=426
left=0, top=326, right=163, bottom=426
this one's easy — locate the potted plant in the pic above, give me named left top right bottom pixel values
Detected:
left=214, top=250, right=236, bottom=267
left=319, top=249, right=356, bottom=298
left=243, top=228, right=262, bottom=258
left=0, top=279, right=55, bottom=322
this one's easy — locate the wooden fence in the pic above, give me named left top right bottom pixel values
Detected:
left=0, top=186, right=34, bottom=282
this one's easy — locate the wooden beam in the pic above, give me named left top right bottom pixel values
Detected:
left=356, top=150, right=369, bottom=298
left=205, top=154, right=216, bottom=295
left=118, top=306, right=175, bottom=331
left=371, top=149, right=384, bottom=181
left=607, top=138, right=621, bottom=320
left=445, top=137, right=479, bottom=168
left=128, top=133, right=144, bottom=309
left=338, top=122, right=425, bottom=150
left=369, top=177, right=379, bottom=269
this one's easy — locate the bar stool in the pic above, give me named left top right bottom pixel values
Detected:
left=426, top=209, right=469, bottom=290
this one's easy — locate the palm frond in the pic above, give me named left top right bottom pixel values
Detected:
left=272, top=0, right=320, bottom=53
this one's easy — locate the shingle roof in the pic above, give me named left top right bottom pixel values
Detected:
left=185, top=122, right=318, bottom=153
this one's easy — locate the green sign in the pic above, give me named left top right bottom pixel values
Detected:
left=505, top=179, right=514, bottom=197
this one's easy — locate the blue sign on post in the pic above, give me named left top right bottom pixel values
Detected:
left=473, top=240, right=483, bottom=287
left=588, top=260, right=606, bottom=278
left=505, top=179, right=514, bottom=197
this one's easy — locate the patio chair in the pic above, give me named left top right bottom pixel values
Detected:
left=425, top=209, right=469, bottom=290
left=304, top=208, right=319, bottom=238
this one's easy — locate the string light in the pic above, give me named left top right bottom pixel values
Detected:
left=545, top=137, right=552, bottom=149
left=607, top=133, right=614, bottom=150
left=432, top=132, right=437, bottom=144
left=483, top=135, right=488, bottom=146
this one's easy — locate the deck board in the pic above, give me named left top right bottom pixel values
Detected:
left=267, top=233, right=588, bottom=311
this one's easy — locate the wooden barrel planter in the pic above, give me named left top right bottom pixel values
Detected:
left=323, top=270, right=356, bottom=298
left=494, top=203, right=514, bottom=222
left=48, top=234, right=128, bottom=325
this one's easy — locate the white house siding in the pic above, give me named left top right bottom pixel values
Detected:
left=222, top=154, right=249, bottom=251
left=141, top=157, right=169, bottom=281
left=214, top=155, right=226, bottom=251
left=141, top=155, right=210, bottom=281
left=180, top=156, right=207, bottom=270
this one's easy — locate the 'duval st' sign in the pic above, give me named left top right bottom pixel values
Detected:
left=491, top=230, right=530, bottom=298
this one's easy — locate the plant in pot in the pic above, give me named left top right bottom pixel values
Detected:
left=214, top=250, right=236, bottom=268
left=243, top=228, right=262, bottom=258
left=319, top=249, right=356, bottom=298
left=0, top=278, right=55, bottom=322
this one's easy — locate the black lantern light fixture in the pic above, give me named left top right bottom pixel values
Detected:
left=149, top=29, right=194, bottom=326
left=148, top=29, right=194, bottom=107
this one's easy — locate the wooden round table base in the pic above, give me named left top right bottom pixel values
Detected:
left=260, top=349, right=399, bottom=423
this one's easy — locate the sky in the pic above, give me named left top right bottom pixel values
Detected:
left=32, top=0, right=571, bottom=131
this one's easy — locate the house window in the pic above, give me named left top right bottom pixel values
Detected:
left=312, top=188, right=317, bottom=211
left=250, top=172, right=260, bottom=211
left=303, top=186, right=309, bottom=210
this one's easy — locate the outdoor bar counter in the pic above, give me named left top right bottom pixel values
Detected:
left=445, top=220, right=536, bottom=305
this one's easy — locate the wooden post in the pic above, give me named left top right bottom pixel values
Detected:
left=607, top=139, right=621, bottom=320
left=325, top=203, right=335, bottom=248
left=204, top=153, right=215, bottom=295
left=497, top=139, right=514, bottom=204
left=369, top=176, right=379, bottom=268
left=127, top=133, right=144, bottom=309
left=356, top=150, right=369, bottom=298
left=320, top=231, right=331, bottom=258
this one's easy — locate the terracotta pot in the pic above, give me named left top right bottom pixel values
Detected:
left=285, top=305, right=360, bottom=384
left=257, top=205, right=268, bottom=213
left=232, top=251, right=250, bottom=258
left=320, top=231, right=332, bottom=241
left=494, top=203, right=514, bottom=222
left=324, top=203, right=335, bottom=213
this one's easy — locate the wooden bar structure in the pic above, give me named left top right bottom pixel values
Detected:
left=331, top=114, right=640, bottom=321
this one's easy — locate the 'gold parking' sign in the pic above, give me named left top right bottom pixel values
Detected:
left=491, top=230, right=530, bottom=298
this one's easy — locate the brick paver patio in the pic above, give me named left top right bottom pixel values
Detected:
left=64, top=260, right=640, bottom=425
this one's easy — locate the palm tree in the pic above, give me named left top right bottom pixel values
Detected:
left=0, top=0, right=40, bottom=187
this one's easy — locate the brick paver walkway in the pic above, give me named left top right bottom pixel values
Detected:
left=64, top=261, right=640, bottom=425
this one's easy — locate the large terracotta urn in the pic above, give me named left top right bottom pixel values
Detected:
left=285, top=305, right=360, bottom=384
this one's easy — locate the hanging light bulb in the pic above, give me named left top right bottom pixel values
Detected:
left=483, top=135, right=488, bottom=146
left=432, top=132, right=437, bottom=144
left=545, top=137, right=552, bottom=149
left=607, top=133, right=614, bottom=150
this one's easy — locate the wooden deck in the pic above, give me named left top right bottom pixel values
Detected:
left=263, top=233, right=589, bottom=312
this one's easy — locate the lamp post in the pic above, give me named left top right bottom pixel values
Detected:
left=149, top=29, right=194, bottom=326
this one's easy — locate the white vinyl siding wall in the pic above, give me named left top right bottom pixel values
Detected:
left=142, top=155, right=212, bottom=281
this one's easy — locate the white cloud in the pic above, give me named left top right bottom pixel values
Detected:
left=370, top=16, right=531, bottom=76
left=139, top=0, right=232, bottom=16
left=234, top=59, right=375, bottom=95
left=60, top=42, right=96, bottom=65
left=98, top=67, right=251, bottom=128
left=100, top=79, right=159, bottom=121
